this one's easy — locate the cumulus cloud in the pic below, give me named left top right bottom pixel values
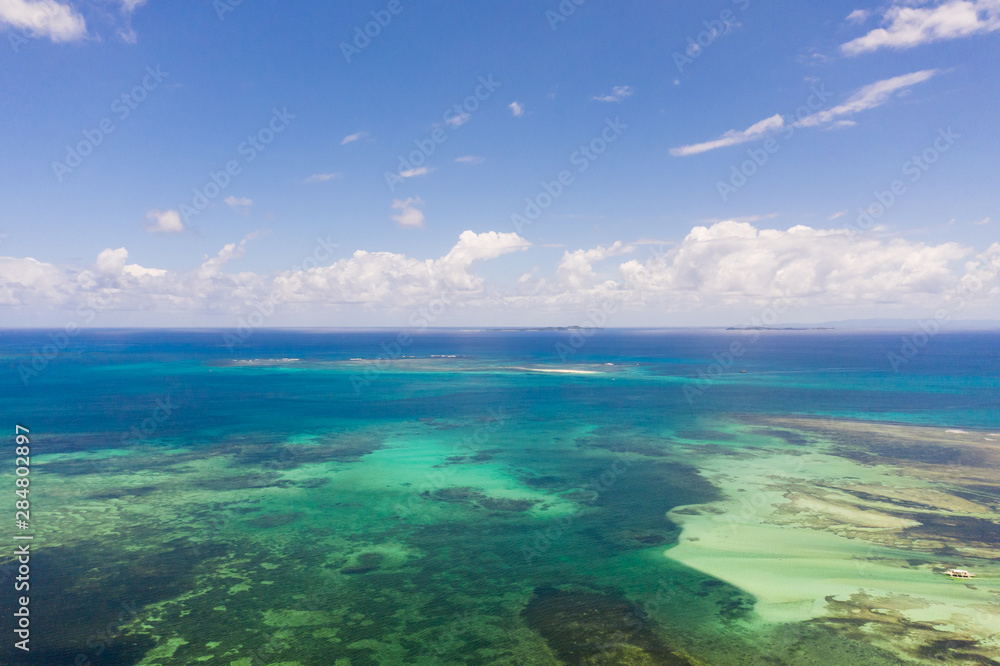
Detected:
left=96, top=247, right=166, bottom=278
left=671, top=71, right=937, bottom=155
left=842, top=0, right=1000, bottom=55
left=557, top=242, right=634, bottom=289
left=593, top=86, right=633, bottom=103
left=273, top=230, right=531, bottom=304
left=0, top=0, right=87, bottom=42
left=509, top=101, right=525, bottom=117
left=341, top=131, right=368, bottom=145
left=144, top=209, right=185, bottom=235
left=618, top=221, right=969, bottom=306
left=391, top=197, right=426, bottom=228
left=2, top=224, right=997, bottom=322
left=0, top=255, right=68, bottom=305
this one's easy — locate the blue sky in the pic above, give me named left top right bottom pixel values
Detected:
left=1, top=0, right=998, bottom=327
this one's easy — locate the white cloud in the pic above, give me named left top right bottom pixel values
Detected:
left=670, top=114, right=785, bottom=157
left=198, top=232, right=260, bottom=279
left=399, top=166, right=431, bottom=179
left=671, top=71, right=937, bottom=155
left=618, top=221, right=969, bottom=306
left=144, top=209, right=185, bottom=235
left=446, top=112, right=471, bottom=127
left=96, top=247, right=166, bottom=278
left=2, top=225, right=998, bottom=322
left=846, top=8, right=871, bottom=24
left=115, top=0, right=146, bottom=43
left=842, top=0, right=1000, bottom=55
left=0, top=0, right=87, bottom=42
left=305, top=173, right=342, bottom=183
left=272, top=230, right=531, bottom=303
left=829, top=119, right=858, bottom=129
left=0, top=255, right=68, bottom=305
left=795, top=70, right=937, bottom=128
left=557, top=241, right=634, bottom=289
left=509, top=101, right=524, bottom=117
left=455, top=155, right=485, bottom=165
left=972, top=216, right=991, bottom=225
left=391, top=197, right=426, bottom=228
left=593, top=86, right=634, bottom=103
left=341, top=131, right=368, bottom=145
left=827, top=211, right=848, bottom=221
left=225, top=196, right=253, bottom=211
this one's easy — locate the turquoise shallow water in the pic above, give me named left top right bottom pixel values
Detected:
left=1, top=329, right=999, bottom=665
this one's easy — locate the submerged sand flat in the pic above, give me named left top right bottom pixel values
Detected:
left=665, top=417, right=1000, bottom=663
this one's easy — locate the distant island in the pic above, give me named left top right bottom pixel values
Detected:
left=726, top=326, right=835, bottom=331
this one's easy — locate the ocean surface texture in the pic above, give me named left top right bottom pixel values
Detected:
left=1, top=329, right=998, bottom=665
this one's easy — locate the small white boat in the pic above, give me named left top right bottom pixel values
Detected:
left=945, top=569, right=975, bottom=579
